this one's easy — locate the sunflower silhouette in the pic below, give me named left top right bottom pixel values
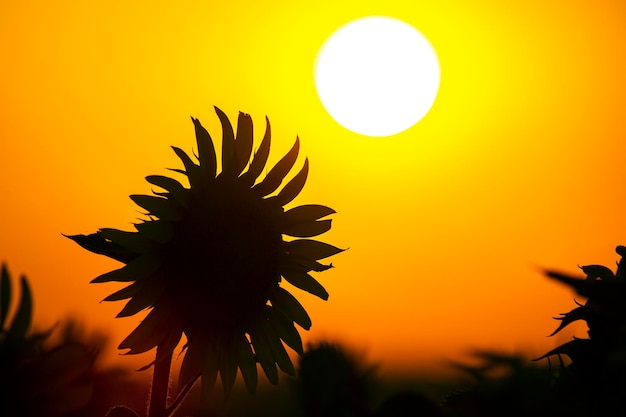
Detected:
left=68, top=107, right=343, bottom=403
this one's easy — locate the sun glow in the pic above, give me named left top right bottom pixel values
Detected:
left=314, top=16, right=440, bottom=137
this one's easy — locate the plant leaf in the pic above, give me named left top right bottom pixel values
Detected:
left=1, top=263, right=11, bottom=330
left=9, top=276, right=32, bottom=338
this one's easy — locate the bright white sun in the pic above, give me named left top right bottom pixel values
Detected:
left=314, top=16, right=440, bottom=137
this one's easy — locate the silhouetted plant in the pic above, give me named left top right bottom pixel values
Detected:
left=534, top=245, right=626, bottom=415
left=296, top=342, right=378, bottom=417
left=68, top=107, right=343, bottom=416
left=443, top=351, right=553, bottom=417
left=0, top=263, right=95, bottom=417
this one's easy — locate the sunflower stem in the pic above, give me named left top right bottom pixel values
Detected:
left=165, top=372, right=201, bottom=416
left=148, top=345, right=172, bottom=417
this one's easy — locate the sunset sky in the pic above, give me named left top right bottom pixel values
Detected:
left=2, top=0, right=626, bottom=379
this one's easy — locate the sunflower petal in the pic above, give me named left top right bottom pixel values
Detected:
left=281, top=269, right=329, bottom=300
left=249, top=328, right=279, bottom=385
left=145, top=175, right=190, bottom=207
left=118, top=305, right=171, bottom=354
left=267, top=307, right=304, bottom=355
left=91, top=254, right=161, bottom=283
left=235, top=334, right=258, bottom=394
left=201, top=344, right=219, bottom=399
left=283, top=204, right=336, bottom=225
left=102, top=282, right=141, bottom=302
left=214, top=106, right=237, bottom=177
left=98, top=228, right=152, bottom=255
left=234, top=112, right=254, bottom=176
left=270, top=287, right=312, bottom=330
left=129, top=195, right=182, bottom=221
left=549, top=306, right=588, bottom=337
left=116, top=276, right=166, bottom=317
left=285, top=239, right=344, bottom=260
left=172, top=146, right=200, bottom=186
left=179, top=342, right=203, bottom=389
left=156, top=329, right=183, bottom=364
left=259, top=318, right=295, bottom=375
left=66, top=233, right=136, bottom=263
left=272, top=158, right=308, bottom=207
left=241, top=116, right=271, bottom=187
left=253, top=137, right=300, bottom=197
left=283, top=219, right=332, bottom=238
left=1, top=264, right=11, bottom=330
left=191, top=117, right=217, bottom=179
left=218, top=343, right=239, bottom=398
left=134, top=220, right=174, bottom=244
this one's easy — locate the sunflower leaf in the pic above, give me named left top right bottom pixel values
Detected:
left=272, top=158, right=309, bottom=207
left=285, top=239, right=344, bottom=260
left=191, top=117, right=217, bottom=179
left=281, top=269, right=329, bottom=300
left=253, top=137, right=300, bottom=197
left=9, top=276, right=32, bottom=338
left=270, top=287, right=312, bottom=330
left=92, top=254, right=161, bottom=283
left=236, top=334, right=258, bottom=394
left=241, top=116, right=271, bottom=187
left=234, top=112, right=254, bottom=176
left=284, top=219, right=332, bottom=238
left=214, top=106, right=237, bottom=178
left=1, top=263, right=11, bottom=330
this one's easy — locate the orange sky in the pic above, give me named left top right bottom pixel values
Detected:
left=2, top=0, right=626, bottom=379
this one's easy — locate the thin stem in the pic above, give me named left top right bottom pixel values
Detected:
left=148, top=345, right=173, bottom=417
left=165, top=371, right=201, bottom=416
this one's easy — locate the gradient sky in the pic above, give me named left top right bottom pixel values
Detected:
left=2, top=0, right=626, bottom=378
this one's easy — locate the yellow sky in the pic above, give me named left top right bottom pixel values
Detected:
left=2, top=0, right=626, bottom=378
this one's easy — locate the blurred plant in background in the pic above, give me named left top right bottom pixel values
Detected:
left=535, top=245, right=626, bottom=415
left=0, top=263, right=94, bottom=417
left=68, top=107, right=343, bottom=416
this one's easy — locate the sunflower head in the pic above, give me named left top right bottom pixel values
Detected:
left=68, top=107, right=343, bottom=397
